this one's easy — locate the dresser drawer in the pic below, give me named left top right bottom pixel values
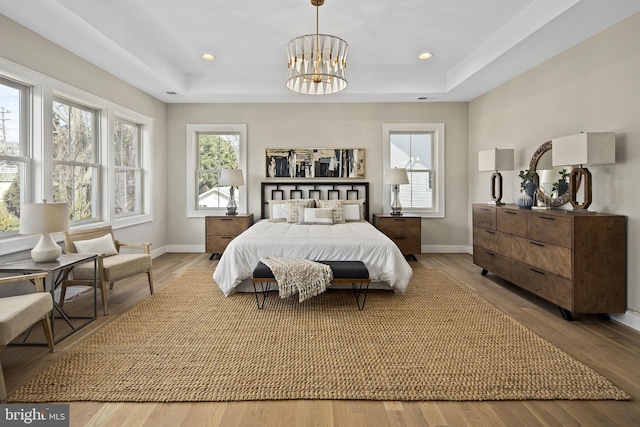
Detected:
left=473, top=226, right=511, bottom=257
left=511, top=260, right=572, bottom=309
left=497, top=208, right=527, bottom=237
left=473, top=245, right=511, bottom=281
left=527, top=214, right=571, bottom=248
left=472, top=205, right=496, bottom=229
left=511, top=236, right=572, bottom=279
left=206, top=217, right=249, bottom=236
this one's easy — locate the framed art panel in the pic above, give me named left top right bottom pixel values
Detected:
left=266, top=148, right=365, bottom=178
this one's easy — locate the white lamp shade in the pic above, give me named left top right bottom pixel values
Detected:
left=552, top=132, right=615, bottom=166
left=219, top=169, right=244, bottom=186
left=478, top=148, right=514, bottom=172
left=384, top=168, right=409, bottom=185
left=19, top=202, right=69, bottom=235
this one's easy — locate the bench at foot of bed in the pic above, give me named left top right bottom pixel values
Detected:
left=251, top=260, right=371, bottom=310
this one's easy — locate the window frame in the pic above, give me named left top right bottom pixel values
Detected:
left=383, top=123, right=445, bottom=218
left=0, top=76, right=31, bottom=238
left=186, top=124, right=247, bottom=218
left=114, top=116, right=143, bottom=218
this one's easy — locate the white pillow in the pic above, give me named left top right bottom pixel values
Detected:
left=299, top=207, right=334, bottom=225
left=268, top=200, right=288, bottom=221
left=74, top=233, right=118, bottom=256
left=343, top=200, right=365, bottom=221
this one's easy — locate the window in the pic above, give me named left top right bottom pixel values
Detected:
left=0, top=77, right=29, bottom=236
left=383, top=123, right=445, bottom=218
left=186, top=124, right=246, bottom=217
left=52, top=97, right=99, bottom=223
left=114, top=118, right=142, bottom=216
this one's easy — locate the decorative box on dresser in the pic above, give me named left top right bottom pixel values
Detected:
left=373, top=213, right=421, bottom=260
left=206, top=214, right=253, bottom=259
left=472, top=204, right=626, bottom=320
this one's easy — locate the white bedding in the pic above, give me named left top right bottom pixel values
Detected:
left=213, top=219, right=413, bottom=296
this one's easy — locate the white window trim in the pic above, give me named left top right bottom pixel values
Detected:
left=383, top=123, right=445, bottom=218
left=0, top=56, right=153, bottom=256
left=186, top=124, right=247, bottom=218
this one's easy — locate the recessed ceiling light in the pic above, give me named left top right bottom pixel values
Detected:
left=201, top=53, right=215, bottom=61
left=418, top=52, right=433, bottom=60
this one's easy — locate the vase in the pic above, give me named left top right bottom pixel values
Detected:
left=517, top=190, right=533, bottom=209
left=557, top=180, right=569, bottom=197
left=525, top=179, right=537, bottom=199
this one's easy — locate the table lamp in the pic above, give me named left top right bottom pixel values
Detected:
left=552, top=132, right=615, bottom=213
left=219, top=169, right=244, bottom=215
left=384, top=168, right=409, bottom=215
left=19, top=201, right=69, bottom=262
left=478, top=148, right=514, bottom=205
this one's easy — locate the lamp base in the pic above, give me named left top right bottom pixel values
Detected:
left=31, top=233, right=62, bottom=263
left=487, top=201, right=505, bottom=206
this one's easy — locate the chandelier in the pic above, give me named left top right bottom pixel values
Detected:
left=286, top=0, right=349, bottom=95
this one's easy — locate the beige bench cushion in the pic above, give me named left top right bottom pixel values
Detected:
left=72, top=254, right=151, bottom=282
left=0, top=293, right=53, bottom=346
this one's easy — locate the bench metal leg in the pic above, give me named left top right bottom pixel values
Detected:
left=252, top=281, right=273, bottom=309
left=351, top=281, right=370, bottom=310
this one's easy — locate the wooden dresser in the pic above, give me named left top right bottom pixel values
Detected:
left=373, top=213, right=421, bottom=260
left=205, top=214, right=253, bottom=259
left=472, top=204, right=626, bottom=319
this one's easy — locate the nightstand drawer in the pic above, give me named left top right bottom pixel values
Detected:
left=373, top=213, right=421, bottom=255
left=206, top=236, right=236, bottom=254
left=206, top=217, right=249, bottom=235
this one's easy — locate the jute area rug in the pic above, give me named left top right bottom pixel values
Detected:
left=10, top=268, right=629, bottom=402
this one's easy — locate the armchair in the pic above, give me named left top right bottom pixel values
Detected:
left=61, top=226, right=154, bottom=315
left=0, top=272, right=53, bottom=401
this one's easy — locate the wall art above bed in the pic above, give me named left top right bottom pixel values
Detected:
left=265, top=148, right=365, bottom=179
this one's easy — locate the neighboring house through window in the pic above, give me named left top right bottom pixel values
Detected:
left=186, top=124, right=246, bottom=217
left=383, top=123, right=445, bottom=218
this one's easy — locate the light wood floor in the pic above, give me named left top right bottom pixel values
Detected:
left=2, top=253, right=639, bottom=426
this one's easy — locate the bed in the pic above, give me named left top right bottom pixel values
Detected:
left=212, top=182, right=413, bottom=296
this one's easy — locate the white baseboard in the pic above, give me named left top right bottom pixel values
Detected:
left=421, top=245, right=473, bottom=254
left=611, top=310, right=640, bottom=332
left=164, top=244, right=206, bottom=254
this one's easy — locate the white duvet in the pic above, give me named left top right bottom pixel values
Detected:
left=213, top=219, right=413, bottom=296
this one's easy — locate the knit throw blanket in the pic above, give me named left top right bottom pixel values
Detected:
left=260, top=257, right=333, bottom=302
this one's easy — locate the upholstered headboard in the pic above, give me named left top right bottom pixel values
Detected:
left=261, top=182, right=369, bottom=221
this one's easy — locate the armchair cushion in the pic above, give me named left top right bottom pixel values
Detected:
left=72, top=254, right=152, bottom=282
left=0, top=293, right=53, bottom=346
left=74, top=234, right=118, bottom=256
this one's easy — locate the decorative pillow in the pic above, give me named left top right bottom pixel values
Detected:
left=74, top=233, right=118, bottom=256
left=268, top=200, right=288, bottom=222
left=343, top=199, right=365, bottom=221
left=298, top=207, right=334, bottom=225
left=286, top=199, right=314, bottom=223
left=317, top=200, right=345, bottom=224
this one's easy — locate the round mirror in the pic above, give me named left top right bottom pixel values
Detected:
left=529, top=141, right=571, bottom=207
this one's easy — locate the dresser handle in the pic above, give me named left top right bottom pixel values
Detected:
left=220, top=218, right=233, bottom=221
left=394, top=237, right=406, bottom=240
left=484, top=250, right=496, bottom=256
left=504, top=211, right=517, bottom=215
left=530, top=268, right=545, bottom=275
left=484, top=229, right=495, bottom=234
left=540, top=216, right=555, bottom=221
left=529, top=241, right=544, bottom=247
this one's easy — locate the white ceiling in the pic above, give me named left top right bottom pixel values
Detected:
left=2, top=0, right=639, bottom=104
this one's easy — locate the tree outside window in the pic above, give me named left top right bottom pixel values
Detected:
left=115, top=118, right=142, bottom=216
left=197, top=133, right=239, bottom=209
left=52, top=99, right=98, bottom=223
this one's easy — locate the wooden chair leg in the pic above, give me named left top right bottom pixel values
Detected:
left=41, top=316, right=54, bottom=352
left=0, top=359, right=6, bottom=402
left=59, top=284, right=67, bottom=307
left=147, top=270, right=154, bottom=295
left=100, top=284, right=109, bottom=316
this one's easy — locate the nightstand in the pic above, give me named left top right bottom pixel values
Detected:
left=205, top=214, right=253, bottom=259
left=373, top=213, right=421, bottom=260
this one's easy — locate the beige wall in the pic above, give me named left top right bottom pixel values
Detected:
left=166, top=103, right=469, bottom=251
left=0, top=14, right=168, bottom=254
left=469, top=13, right=640, bottom=321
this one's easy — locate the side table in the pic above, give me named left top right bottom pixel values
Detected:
left=0, top=253, right=98, bottom=344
